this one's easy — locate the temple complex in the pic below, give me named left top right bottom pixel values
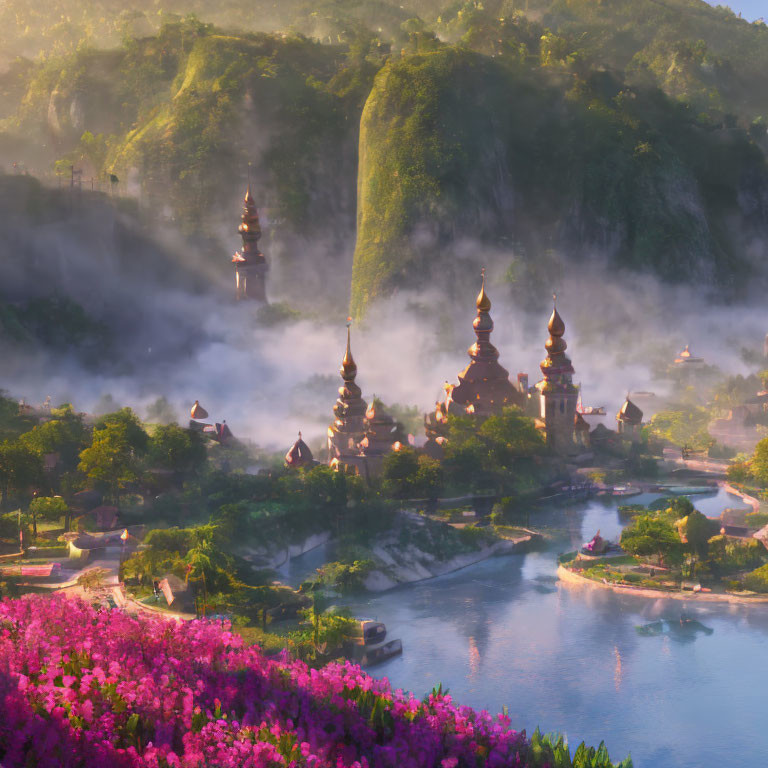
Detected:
left=441, top=272, right=524, bottom=418
left=285, top=432, right=316, bottom=469
left=231, top=186, right=268, bottom=302
left=327, top=327, right=368, bottom=471
left=616, top=397, right=644, bottom=440
left=536, top=300, right=578, bottom=453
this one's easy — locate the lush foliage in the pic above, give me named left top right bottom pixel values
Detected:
left=0, top=594, right=631, bottom=768
left=620, top=513, right=682, bottom=565
left=645, top=407, right=713, bottom=451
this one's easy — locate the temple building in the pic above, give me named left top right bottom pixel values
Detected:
left=671, top=344, right=704, bottom=372
left=327, top=326, right=369, bottom=471
left=536, top=300, right=578, bottom=453
left=616, top=396, right=644, bottom=440
left=285, top=432, right=316, bottom=469
left=441, top=271, right=524, bottom=418
left=231, top=186, right=268, bottom=302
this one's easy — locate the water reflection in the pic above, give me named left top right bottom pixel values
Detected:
left=314, top=495, right=768, bottom=768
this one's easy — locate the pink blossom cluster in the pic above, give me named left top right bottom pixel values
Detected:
left=0, top=594, right=574, bottom=767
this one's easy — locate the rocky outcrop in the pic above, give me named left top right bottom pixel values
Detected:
left=363, top=536, right=530, bottom=591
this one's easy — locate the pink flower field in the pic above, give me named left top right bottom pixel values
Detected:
left=0, top=594, right=628, bottom=768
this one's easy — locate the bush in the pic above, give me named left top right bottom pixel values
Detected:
left=316, top=559, right=375, bottom=592
left=743, top=563, right=768, bottom=593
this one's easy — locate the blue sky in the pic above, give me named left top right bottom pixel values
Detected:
left=706, top=1, right=766, bottom=21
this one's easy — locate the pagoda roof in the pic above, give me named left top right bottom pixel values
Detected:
left=286, top=433, right=314, bottom=467
left=190, top=400, right=209, bottom=420
left=617, top=398, right=643, bottom=424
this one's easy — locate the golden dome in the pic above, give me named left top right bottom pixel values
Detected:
left=476, top=270, right=492, bottom=312
left=548, top=307, right=565, bottom=337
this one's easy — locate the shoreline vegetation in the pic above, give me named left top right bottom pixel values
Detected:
left=557, top=564, right=768, bottom=605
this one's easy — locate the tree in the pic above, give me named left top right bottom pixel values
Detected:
left=382, top=448, right=419, bottom=498
left=620, top=514, right=682, bottom=565
left=382, top=449, right=444, bottom=499
left=28, top=496, right=68, bottom=538
left=94, top=408, right=149, bottom=454
left=680, top=509, right=716, bottom=562
left=478, top=407, right=545, bottom=466
left=750, top=438, right=768, bottom=486
left=147, top=423, right=207, bottom=477
left=78, top=422, right=144, bottom=508
left=0, top=440, right=43, bottom=512
left=19, top=406, right=87, bottom=472
left=646, top=408, right=712, bottom=451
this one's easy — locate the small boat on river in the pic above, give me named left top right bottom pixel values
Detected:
left=345, top=620, right=403, bottom=666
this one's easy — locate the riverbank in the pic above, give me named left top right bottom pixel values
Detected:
left=364, top=534, right=533, bottom=591
left=557, top=564, right=768, bottom=605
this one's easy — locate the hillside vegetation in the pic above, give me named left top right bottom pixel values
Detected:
left=0, top=1, right=767, bottom=313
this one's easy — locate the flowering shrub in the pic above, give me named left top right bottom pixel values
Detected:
left=0, top=594, right=630, bottom=768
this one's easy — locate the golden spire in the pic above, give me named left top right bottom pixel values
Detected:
left=548, top=293, right=565, bottom=337
left=476, top=268, right=492, bottom=312
left=341, top=320, right=357, bottom=379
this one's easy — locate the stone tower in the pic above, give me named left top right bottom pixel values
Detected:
left=442, top=270, right=524, bottom=418
left=232, top=186, right=268, bottom=301
left=327, top=326, right=368, bottom=470
left=537, top=298, right=578, bottom=453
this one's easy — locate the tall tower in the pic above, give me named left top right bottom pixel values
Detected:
left=537, top=298, right=578, bottom=453
left=443, top=270, right=524, bottom=418
left=232, top=186, right=268, bottom=302
left=327, top=326, right=368, bottom=470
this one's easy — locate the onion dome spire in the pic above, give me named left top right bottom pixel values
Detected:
left=476, top=268, right=492, bottom=312
left=341, top=321, right=357, bottom=381
left=539, top=294, right=576, bottom=383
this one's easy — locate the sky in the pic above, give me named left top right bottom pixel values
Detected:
left=707, top=1, right=766, bottom=20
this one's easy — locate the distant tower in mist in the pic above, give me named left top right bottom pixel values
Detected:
left=764, top=332, right=768, bottom=359
left=536, top=298, right=578, bottom=453
left=232, top=186, right=268, bottom=302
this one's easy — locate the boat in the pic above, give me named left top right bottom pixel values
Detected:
left=345, top=620, right=403, bottom=666
left=611, top=485, right=641, bottom=498
left=659, top=485, right=715, bottom=495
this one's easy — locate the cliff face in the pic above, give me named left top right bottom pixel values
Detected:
left=2, top=3, right=768, bottom=318
left=351, top=48, right=768, bottom=315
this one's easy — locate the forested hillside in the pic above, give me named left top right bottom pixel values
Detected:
left=0, top=0, right=767, bottom=315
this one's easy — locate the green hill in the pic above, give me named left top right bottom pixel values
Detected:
left=1, top=1, right=767, bottom=315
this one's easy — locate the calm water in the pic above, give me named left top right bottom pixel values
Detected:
left=283, top=488, right=768, bottom=768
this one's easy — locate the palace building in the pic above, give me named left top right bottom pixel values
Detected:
left=441, top=271, right=525, bottom=418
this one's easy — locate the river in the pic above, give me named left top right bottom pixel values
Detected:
left=281, top=487, right=768, bottom=768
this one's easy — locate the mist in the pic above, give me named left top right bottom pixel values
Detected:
left=1, top=176, right=765, bottom=458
